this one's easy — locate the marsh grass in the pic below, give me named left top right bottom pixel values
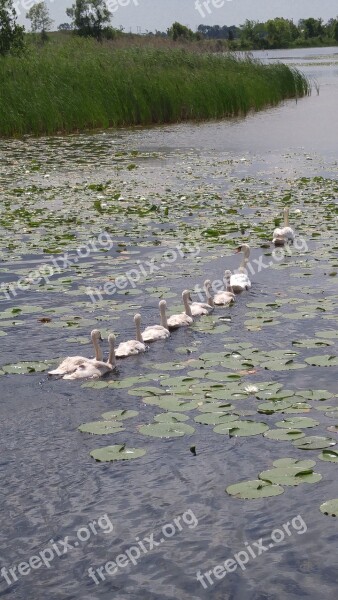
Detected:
left=0, top=38, right=310, bottom=137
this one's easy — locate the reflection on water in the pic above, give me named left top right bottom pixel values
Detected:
left=0, top=47, right=338, bottom=600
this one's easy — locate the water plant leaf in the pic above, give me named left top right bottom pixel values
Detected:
left=275, top=417, right=319, bottom=429
left=139, top=422, right=195, bottom=438
left=154, top=412, right=190, bottom=423
left=2, top=361, right=53, bottom=374
left=226, top=479, right=284, bottom=499
left=90, top=445, right=146, bottom=462
left=320, top=499, right=338, bottom=517
left=78, top=421, right=125, bottom=435
left=194, top=413, right=237, bottom=426
left=318, top=449, right=338, bottom=463
left=293, top=436, right=336, bottom=450
left=214, top=420, right=268, bottom=437
left=264, top=429, right=305, bottom=441
left=259, top=467, right=321, bottom=487
left=101, top=410, right=138, bottom=421
left=304, top=355, right=338, bottom=367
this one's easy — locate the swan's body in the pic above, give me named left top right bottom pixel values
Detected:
left=142, top=300, right=170, bottom=342
left=214, top=271, right=236, bottom=305
left=167, top=290, right=193, bottom=330
left=63, top=335, right=117, bottom=380
left=190, top=280, right=215, bottom=316
left=48, top=329, right=103, bottom=376
left=230, top=244, right=252, bottom=293
left=115, top=314, right=147, bottom=357
left=273, top=207, right=295, bottom=245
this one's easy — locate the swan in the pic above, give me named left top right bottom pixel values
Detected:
left=190, top=280, right=215, bottom=316
left=167, top=290, right=193, bottom=330
left=272, top=207, right=295, bottom=245
left=142, top=300, right=170, bottom=342
left=63, top=334, right=117, bottom=380
left=230, top=244, right=252, bottom=293
left=115, top=314, right=147, bottom=357
left=214, top=270, right=236, bottom=305
left=48, top=329, right=104, bottom=376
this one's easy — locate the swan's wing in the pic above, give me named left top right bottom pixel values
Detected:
left=48, top=356, right=89, bottom=375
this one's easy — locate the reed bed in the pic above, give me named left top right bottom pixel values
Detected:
left=0, top=38, right=310, bottom=137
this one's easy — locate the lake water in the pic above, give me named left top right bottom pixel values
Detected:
left=0, top=47, right=338, bottom=600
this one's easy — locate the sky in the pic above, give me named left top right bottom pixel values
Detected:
left=16, top=0, right=338, bottom=33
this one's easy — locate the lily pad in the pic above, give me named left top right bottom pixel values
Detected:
left=264, top=429, right=305, bottom=441
left=214, top=420, right=269, bottom=437
left=226, top=479, right=284, bottom=499
left=101, top=410, right=138, bottom=421
left=154, top=412, right=190, bottom=423
left=293, top=436, right=336, bottom=450
left=304, top=355, right=338, bottom=367
left=275, top=417, right=319, bottom=429
left=78, top=421, right=125, bottom=435
left=90, top=445, right=146, bottom=462
left=318, top=449, right=338, bottom=463
left=139, top=421, right=195, bottom=438
left=259, top=467, right=322, bottom=486
left=320, top=499, right=338, bottom=517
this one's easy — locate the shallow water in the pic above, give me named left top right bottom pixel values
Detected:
left=0, top=48, right=338, bottom=600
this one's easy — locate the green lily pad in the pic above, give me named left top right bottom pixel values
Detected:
left=320, top=499, right=338, bottom=517
left=298, top=389, right=333, bottom=401
left=101, top=410, right=138, bottom=421
left=226, top=479, right=284, bottom=499
left=293, top=436, right=336, bottom=450
left=139, top=421, right=195, bottom=438
left=154, top=412, right=190, bottom=423
left=194, top=413, right=237, bottom=425
left=275, top=417, right=319, bottom=429
left=78, top=421, right=125, bottom=435
left=90, top=445, right=146, bottom=462
left=264, top=429, right=305, bottom=441
left=259, top=467, right=321, bottom=486
left=304, top=355, right=338, bottom=367
left=142, top=396, right=200, bottom=411
left=2, top=361, right=52, bottom=374
left=272, top=458, right=316, bottom=469
left=318, top=449, right=338, bottom=463
left=214, top=420, right=268, bottom=437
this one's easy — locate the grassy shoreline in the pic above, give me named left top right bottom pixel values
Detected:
left=0, top=39, right=310, bottom=138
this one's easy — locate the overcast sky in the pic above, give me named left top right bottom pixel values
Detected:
left=17, top=0, right=338, bottom=33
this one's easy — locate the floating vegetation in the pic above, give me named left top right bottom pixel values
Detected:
left=319, top=499, right=338, bottom=517
left=90, top=445, right=146, bottom=462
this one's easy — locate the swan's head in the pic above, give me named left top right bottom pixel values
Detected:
left=107, top=333, right=116, bottom=345
left=159, top=300, right=167, bottom=309
left=182, top=290, right=190, bottom=300
left=224, top=270, right=232, bottom=279
left=204, top=279, right=212, bottom=289
left=235, top=244, right=250, bottom=257
left=91, top=329, right=102, bottom=341
left=134, top=314, right=142, bottom=325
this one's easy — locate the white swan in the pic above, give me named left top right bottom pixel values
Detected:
left=230, top=244, right=252, bottom=293
left=48, top=329, right=104, bottom=376
left=142, top=300, right=170, bottom=342
left=214, top=270, right=236, bottom=305
left=190, top=280, right=214, bottom=316
left=272, top=207, right=295, bottom=245
left=63, top=334, right=117, bottom=380
left=115, top=313, right=147, bottom=357
left=167, top=290, right=193, bottom=330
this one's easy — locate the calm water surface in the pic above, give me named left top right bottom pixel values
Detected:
left=0, top=47, right=338, bottom=600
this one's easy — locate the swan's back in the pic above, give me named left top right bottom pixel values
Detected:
left=48, top=356, right=89, bottom=375
left=142, top=325, right=170, bottom=342
left=115, top=340, right=145, bottom=357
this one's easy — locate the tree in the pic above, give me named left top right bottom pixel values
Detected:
left=58, top=23, right=73, bottom=31
left=66, top=0, right=111, bottom=41
left=266, top=18, right=298, bottom=48
left=167, top=22, right=196, bottom=41
left=26, top=2, right=53, bottom=42
left=0, top=0, right=25, bottom=55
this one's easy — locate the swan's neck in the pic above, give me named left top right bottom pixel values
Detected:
left=135, top=320, right=143, bottom=343
left=204, top=283, right=214, bottom=307
left=108, top=338, right=116, bottom=367
left=284, top=208, right=289, bottom=227
left=224, top=276, right=234, bottom=294
left=160, top=305, right=168, bottom=329
left=92, top=335, right=103, bottom=361
left=183, top=295, right=192, bottom=317
left=239, top=256, right=248, bottom=273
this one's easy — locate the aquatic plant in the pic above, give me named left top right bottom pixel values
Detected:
left=0, top=38, right=310, bottom=136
